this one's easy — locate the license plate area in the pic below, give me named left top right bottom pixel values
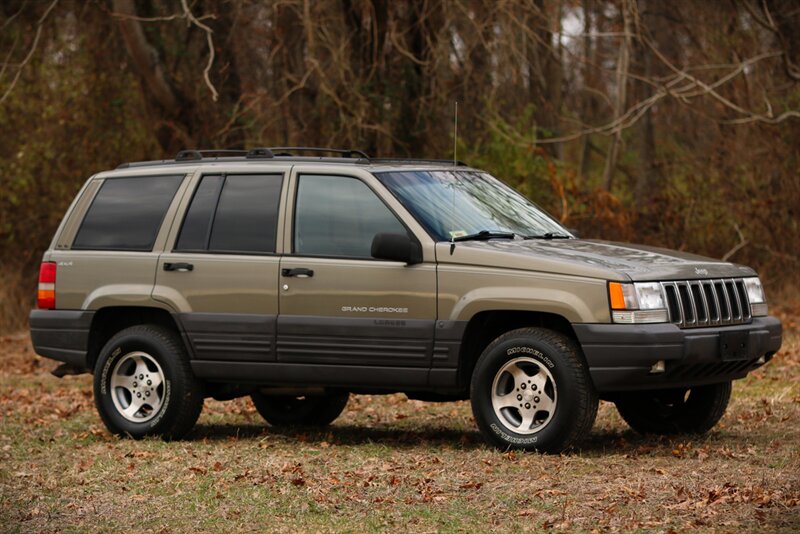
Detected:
left=720, top=331, right=749, bottom=361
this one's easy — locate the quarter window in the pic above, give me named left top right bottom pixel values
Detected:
left=294, top=175, right=406, bottom=258
left=73, top=175, right=183, bottom=251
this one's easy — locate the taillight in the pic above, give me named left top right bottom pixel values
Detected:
left=37, top=262, right=56, bottom=309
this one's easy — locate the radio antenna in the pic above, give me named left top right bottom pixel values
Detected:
left=453, top=101, right=458, bottom=167
left=450, top=101, right=459, bottom=255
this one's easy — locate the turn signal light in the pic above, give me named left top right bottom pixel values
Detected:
left=608, top=282, right=627, bottom=309
left=37, top=262, right=56, bottom=309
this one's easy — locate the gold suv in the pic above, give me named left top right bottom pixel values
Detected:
left=30, top=147, right=782, bottom=452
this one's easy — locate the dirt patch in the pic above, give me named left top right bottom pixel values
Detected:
left=0, top=332, right=54, bottom=375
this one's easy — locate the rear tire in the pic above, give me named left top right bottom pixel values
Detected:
left=614, top=382, right=732, bottom=435
left=470, top=327, right=598, bottom=453
left=93, top=325, right=204, bottom=440
left=251, top=391, right=349, bottom=427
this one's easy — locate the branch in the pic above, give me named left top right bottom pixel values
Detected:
left=1, top=0, right=29, bottom=31
left=109, top=11, right=216, bottom=24
left=0, top=0, right=58, bottom=106
left=531, top=49, right=797, bottom=145
left=739, top=0, right=800, bottom=81
left=180, top=0, right=218, bottom=102
left=0, top=34, right=20, bottom=85
left=111, top=0, right=219, bottom=106
left=642, top=35, right=799, bottom=124
left=722, top=224, right=749, bottom=262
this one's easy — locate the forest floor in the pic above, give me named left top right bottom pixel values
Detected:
left=0, top=307, right=798, bottom=533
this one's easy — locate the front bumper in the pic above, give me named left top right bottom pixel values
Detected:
left=573, top=316, right=782, bottom=393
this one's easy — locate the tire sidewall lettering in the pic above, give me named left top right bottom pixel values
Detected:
left=490, top=423, right=538, bottom=445
left=506, top=345, right=555, bottom=369
left=99, top=350, right=116, bottom=396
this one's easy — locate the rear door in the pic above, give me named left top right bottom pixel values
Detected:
left=153, top=168, right=290, bottom=363
left=277, top=169, right=437, bottom=387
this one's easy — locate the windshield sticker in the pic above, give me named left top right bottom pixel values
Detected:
left=449, top=230, right=467, bottom=238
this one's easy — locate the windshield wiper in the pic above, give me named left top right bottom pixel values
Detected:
left=453, top=230, right=516, bottom=242
left=524, top=232, right=572, bottom=240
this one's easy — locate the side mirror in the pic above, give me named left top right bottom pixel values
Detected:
left=371, top=233, right=423, bottom=265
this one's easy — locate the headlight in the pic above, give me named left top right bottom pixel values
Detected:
left=608, top=281, right=669, bottom=323
left=744, top=277, right=768, bottom=316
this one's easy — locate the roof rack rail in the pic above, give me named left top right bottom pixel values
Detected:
left=246, top=147, right=274, bottom=159
left=361, top=157, right=468, bottom=166
left=175, top=149, right=249, bottom=161
left=268, top=147, right=370, bottom=159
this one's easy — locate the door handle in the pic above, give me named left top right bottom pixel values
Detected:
left=281, top=267, right=314, bottom=278
left=164, top=262, right=194, bottom=272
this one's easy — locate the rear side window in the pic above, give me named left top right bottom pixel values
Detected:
left=72, top=175, right=183, bottom=251
left=175, top=175, right=223, bottom=251
left=175, top=174, right=282, bottom=254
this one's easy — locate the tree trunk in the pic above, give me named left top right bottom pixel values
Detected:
left=112, top=0, right=178, bottom=113
left=601, top=0, right=633, bottom=191
left=634, top=0, right=663, bottom=204
left=530, top=0, right=563, bottom=158
left=579, top=0, right=597, bottom=179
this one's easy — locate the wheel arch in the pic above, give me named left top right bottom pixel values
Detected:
left=456, top=310, right=579, bottom=390
left=87, top=306, right=184, bottom=371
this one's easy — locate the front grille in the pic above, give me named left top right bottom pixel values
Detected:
left=661, top=278, right=751, bottom=328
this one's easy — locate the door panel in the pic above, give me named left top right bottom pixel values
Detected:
left=153, top=253, right=280, bottom=361
left=278, top=172, right=437, bottom=371
left=278, top=257, right=437, bottom=366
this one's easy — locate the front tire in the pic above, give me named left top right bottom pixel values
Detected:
left=470, top=328, right=598, bottom=453
left=614, top=382, right=732, bottom=435
left=93, top=325, right=204, bottom=440
left=251, top=391, right=349, bottom=427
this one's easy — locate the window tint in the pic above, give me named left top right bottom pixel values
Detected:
left=73, top=175, right=183, bottom=251
left=210, top=175, right=282, bottom=253
left=176, top=174, right=282, bottom=254
left=294, top=175, right=406, bottom=258
left=175, top=175, right=223, bottom=251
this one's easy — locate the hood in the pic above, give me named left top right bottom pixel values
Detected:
left=438, top=238, right=757, bottom=281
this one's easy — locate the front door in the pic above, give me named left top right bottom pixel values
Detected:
left=277, top=173, right=437, bottom=383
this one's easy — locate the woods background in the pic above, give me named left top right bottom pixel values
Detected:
left=1, top=0, right=798, bottom=331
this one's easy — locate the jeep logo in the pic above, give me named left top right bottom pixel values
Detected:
left=695, top=268, right=708, bottom=276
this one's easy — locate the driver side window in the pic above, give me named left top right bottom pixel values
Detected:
left=293, top=175, right=406, bottom=258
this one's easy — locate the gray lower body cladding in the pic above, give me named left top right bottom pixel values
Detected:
left=182, top=314, right=463, bottom=390
left=573, top=316, right=782, bottom=392
left=30, top=308, right=782, bottom=394
left=29, top=309, right=94, bottom=369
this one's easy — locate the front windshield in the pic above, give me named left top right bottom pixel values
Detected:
left=375, top=170, right=569, bottom=241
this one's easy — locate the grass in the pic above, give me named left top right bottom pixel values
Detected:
left=0, top=309, right=798, bottom=532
